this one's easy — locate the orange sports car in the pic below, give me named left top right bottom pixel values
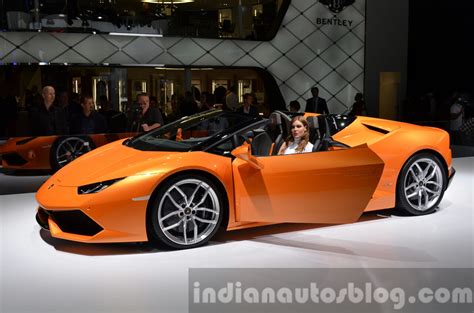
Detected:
left=35, top=110, right=455, bottom=249
left=1, top=133, right=134, bottom=171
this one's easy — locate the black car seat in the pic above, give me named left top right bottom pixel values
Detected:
left=251, top=132, right=273, bottom=156
left=317, top=115, right=333, bottom=152
left=269, top=111, right=292, bottom=155
left=306, top=116, right=322, bottom=152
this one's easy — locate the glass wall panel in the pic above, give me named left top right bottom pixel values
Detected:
left=0, top=64, right=281, bottom=137
left=0, top=0, right=289, bottom=40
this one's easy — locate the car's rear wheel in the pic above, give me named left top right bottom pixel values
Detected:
left=149, top=174, right=224, bottom=249
left=50, top=136, right=95, bottom=171
left=396, top=153, right=447, bottom=215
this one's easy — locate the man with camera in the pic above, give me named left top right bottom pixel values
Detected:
left=130, top=93, right=164, bottom=132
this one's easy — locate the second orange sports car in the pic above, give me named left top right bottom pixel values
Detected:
left=0, top=133, right=134, bottom=171
left=36, top=110, right=455, bottom=249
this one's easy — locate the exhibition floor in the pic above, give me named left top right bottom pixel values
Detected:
left=0, top=157, right=473, bottom=313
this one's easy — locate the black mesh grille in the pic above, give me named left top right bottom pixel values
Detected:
left=47, top=210, right=103, bottom=236
left=2, top=153, right=28, bottom=166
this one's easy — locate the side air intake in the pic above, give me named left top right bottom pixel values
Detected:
left=362, top=124, right=390, bottom=135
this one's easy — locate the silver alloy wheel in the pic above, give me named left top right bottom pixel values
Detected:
left=403, top=157, right=443, bottom=211
left=157, top=178, right=220, bottom=246
left=55, top=137, right=91, bottom=168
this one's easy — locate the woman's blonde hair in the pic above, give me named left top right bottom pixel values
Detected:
left=285, top=116, right=310, bottom=153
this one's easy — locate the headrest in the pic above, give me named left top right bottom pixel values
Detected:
left=268, top=112, right=282, bottom=126
left=306, top=116, right=319, bottom=129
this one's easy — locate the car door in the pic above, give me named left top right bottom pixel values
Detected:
left=232, top=144, right=384, bottom=224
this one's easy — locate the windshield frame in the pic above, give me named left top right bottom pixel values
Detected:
left=124, top=110, right=261, bottom=152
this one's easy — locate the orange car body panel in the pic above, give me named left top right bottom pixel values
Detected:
left=35, top=114, right=453, bottom=243
left=332, top=117, right=452, bottom=211
left=37, top=140, right=241, bottom=242
left=233, top=144, right=384, bottom=224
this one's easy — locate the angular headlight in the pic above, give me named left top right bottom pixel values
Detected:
left=78, top=178, right=124, bottom=195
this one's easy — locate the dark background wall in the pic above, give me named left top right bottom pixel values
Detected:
left=364, top=0, right=409, bottom=118
left=408, top=0, right=474, bottom=97
left=365, top=0, right=474, bottom=120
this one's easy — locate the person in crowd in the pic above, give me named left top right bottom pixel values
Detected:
left=98, top=95, right=127, bottom=133
left=278, top=116, right=313, bottom=155
left=180, top=91, right=199, bottom=117
left=306, top=86, right=329, bottom=114
left=200, top=92, right=215, bottom=112
left=29, top=86, right=68, bottom=136
left=289, top=100, right=301, bottom=112
left=0, top=94, right=6, bottom=137
left=450, top=94, right=465, bottom=145
left=225, top=86, right=238, bottom=111
left=165, top=94, right=180, bottom=123
left=150, top=95, right=165, bottom=122
left=348, top=93, right=368, bottom=116
left=129, top=93, right=164, bottom=132
left=0, top=88, right=18, bottom=137
left=214, top=86, right=227, bottom=110
left=193, top=87, right=201, bottom=108
left=25, top=85, right=43, bottom=112
left=58, top=90, right=80, bottom=122
left=70, top=92, right=82, bottom=112
left=70, top=95, right=107, bottom=134
left=58, top=91, right=70, bottom=112
left=236, top=93, right=259, bottom=116
left=150, top=95, right=164, bottom=113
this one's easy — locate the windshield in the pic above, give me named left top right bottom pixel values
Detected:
left=126, top=110, right=257, bottom=152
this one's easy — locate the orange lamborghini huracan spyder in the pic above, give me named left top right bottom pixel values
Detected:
left=36, top=110, right=455, bottom=249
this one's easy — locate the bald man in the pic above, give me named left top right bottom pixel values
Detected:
left=29, top=86, right=68, bottom=135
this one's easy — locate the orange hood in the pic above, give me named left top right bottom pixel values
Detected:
left=53, top=139, right=179, bottom=186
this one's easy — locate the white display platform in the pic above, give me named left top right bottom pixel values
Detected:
left=0, top=158, right=473, bottom=313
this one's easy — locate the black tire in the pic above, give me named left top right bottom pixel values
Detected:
left=148, top=174, right=225, bottom=249
left=50, top=136, right=95, bottom=171
left=396, top=153, right=447, bottom=215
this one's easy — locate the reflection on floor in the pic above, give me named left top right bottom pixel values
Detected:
left=0, top=168, right=51, bottom=195
left=0, top=158, right=473, bottom=313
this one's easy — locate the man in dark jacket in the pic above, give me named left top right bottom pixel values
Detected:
left=30, top=86, right=69, bottom=136
left=236, top=93, right=259, bottom=116
left=129, top=93, right=164, bottom=132
left=305, top=87, right=329, bottom=114
left=70, top=95, right=108, bottom=134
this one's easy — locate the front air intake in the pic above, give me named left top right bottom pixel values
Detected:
left=2, top=153, right=28, bottom=166
left=47, top=210, right=103, bottom=236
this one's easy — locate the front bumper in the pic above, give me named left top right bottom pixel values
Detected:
left=35, top=177, right=153, bottom=243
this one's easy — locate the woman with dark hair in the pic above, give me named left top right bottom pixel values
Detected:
left=278, top=116, right=313, bottom=155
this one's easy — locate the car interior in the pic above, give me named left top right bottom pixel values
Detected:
left=248, top=112, right=350, bottom=157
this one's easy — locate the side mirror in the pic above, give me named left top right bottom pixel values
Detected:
left=231, top=145, right=264, bottom=170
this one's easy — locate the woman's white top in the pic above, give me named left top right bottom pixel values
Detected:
left=283, top=138, right=314, bottom=155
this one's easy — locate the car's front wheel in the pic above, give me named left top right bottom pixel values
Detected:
left=396, top=153, right=447, bottom=215
left=149, top=174, right=225, bottom=249
left=50, top=136, right=95, bottom=171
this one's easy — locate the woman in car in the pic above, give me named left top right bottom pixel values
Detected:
left=278, top=116, right=313, bottom=155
